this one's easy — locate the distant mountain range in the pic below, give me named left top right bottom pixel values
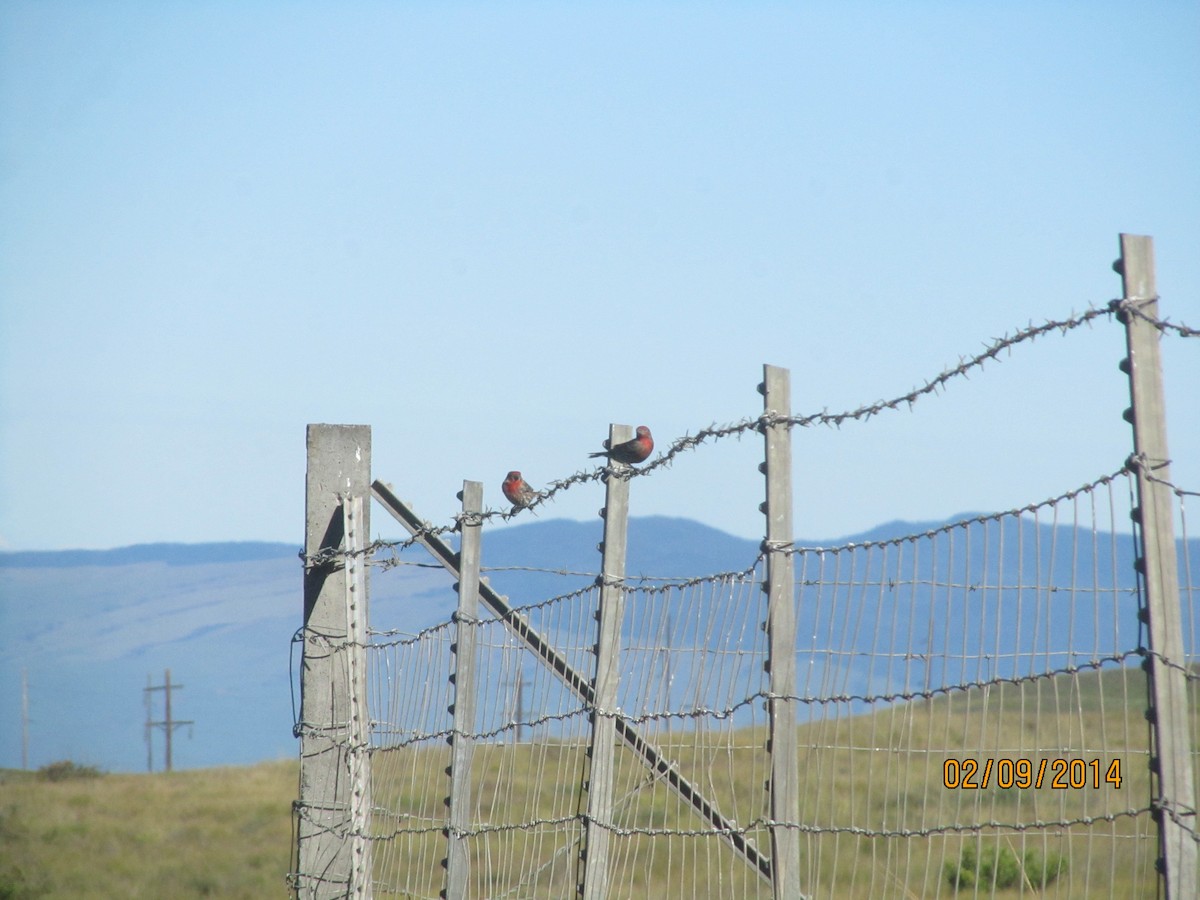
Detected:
left=1, top=515, right=1195, bottom=773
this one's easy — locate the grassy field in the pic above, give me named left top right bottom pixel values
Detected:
left=0, top=665, right=1184, bottom=898
left=0, top=760, right=296, bottom=899
left=364, top=665, right=1168, bottom=899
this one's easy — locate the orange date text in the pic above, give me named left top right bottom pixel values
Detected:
left=942, top=758, right=1122, bottom=790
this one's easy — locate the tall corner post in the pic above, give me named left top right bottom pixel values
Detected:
left=1116, top=235, right=1197, bottom=899
left=760, top=365, right=803, bottom=900
left=298, top=424, right=373, bottom=900
left=582, top=424, right=633, bottom=900
left=445, top=480, right=483, bottom=900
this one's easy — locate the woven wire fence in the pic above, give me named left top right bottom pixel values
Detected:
left=294, top=288, right=1197, bottom=899
left=781, top=474, right=1158, bottom=899
left=356, top=469, right=1196, bottom=898
left=366, top=565, right=777, bottom=899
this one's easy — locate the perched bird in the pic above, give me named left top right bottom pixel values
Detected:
left=501, top=471, right=538, bottom=510
left=589, top=425, right=654, bottom=465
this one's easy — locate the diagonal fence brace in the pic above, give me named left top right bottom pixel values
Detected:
left=370, top=480, right=775, bottom=886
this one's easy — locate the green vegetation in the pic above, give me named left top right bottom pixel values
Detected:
left=35, top=761, right=104, bottom=783
left=0, top=760, right=295, bottom=899
left=944, top=841, right=1069, bottom=891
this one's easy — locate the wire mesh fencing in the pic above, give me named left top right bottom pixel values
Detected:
left=364, top=561, right=781, bottom=899
left=778, top=475, right=1160, bottom=899
left=293, top=237, right=1197, bottom=899
left=353, top=469, right=1192, bottom=899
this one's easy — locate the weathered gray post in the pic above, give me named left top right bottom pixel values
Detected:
left=759, top=365, right=803, bottom=900
left=297, top=424, right=373, bottom=899
left=444, top=480, right=483, bottom=900
left=1116, top=235, right=1197, bottom=900
left=581, top=424, right=632, bottom=900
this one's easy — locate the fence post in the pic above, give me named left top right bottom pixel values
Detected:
left=760, top=366, right=803, bottom=900
left=1116, top=235, right=1198, bottom=900
left=444, top=481, right=483, bottom=900
left=581, top=424, right=632, bottom=900
left=297, top=424, right=373, bottom=899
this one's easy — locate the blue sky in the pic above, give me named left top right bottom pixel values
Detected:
left=1, top=2, right=1197, bottom=551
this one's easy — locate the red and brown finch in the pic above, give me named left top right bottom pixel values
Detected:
left=589, top=425, right=654, bottom=465
left=501, top=471, right=537, bottom=510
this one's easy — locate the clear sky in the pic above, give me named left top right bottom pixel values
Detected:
left=1, top=2, right=1197, bottom=551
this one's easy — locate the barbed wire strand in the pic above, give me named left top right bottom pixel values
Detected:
left=293, top=802, right=1155, bottom=843
left=292, top=651, right=1141, bottom=746
left=302, top=298, right=1193, bottom=563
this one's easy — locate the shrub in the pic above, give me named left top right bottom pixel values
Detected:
left=0, top=868, right=46, bottom=900
left=944, top=841, right=1068, bottom=891
left=36, top=761, right=104, bottom=782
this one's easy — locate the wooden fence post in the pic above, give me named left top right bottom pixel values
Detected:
left=581, top=424, right=632, bottom=900
left=1116, top=235, right=1198, bottom=900
left=297, top=424, right=373, bottom=899
left=444, top=481, right=483, bottom=900
left=760, top=366, right=804, bottom=900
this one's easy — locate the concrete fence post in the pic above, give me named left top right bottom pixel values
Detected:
left=1116, top=235, right=1197, bottom=899
left=297, top=424, right=373, bottom=899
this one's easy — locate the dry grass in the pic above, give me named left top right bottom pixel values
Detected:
left=0, top=666, right=1182, bottom=898
left=365, top=666, right=1168, bottom=898
left=0, top=760, right=296, bottom=899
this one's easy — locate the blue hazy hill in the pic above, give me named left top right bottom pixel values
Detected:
left=0, top=515, right=1193, bottom=773
left=0, top=542, right=300, bottom=569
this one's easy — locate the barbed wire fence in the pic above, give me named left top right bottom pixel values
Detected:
left=290, top=235, right=1197, bottom=899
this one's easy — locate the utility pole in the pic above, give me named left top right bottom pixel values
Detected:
left=145, top=674, right=153, bottom=772
left=144, top=669, right=194, bottom=772
left=21, top=668, right=29, bottom=770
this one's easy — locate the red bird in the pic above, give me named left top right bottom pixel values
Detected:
left=589, top=425, right=654, bottom=465
left=501, top=471, right=537, bottom=510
